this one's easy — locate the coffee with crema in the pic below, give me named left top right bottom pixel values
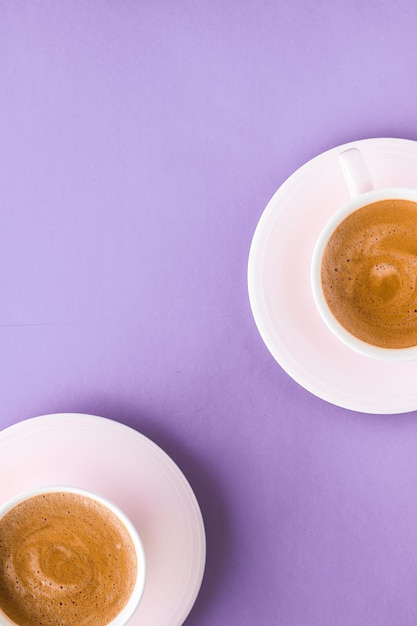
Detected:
left=321, top=198, right=417, bottom=349
left=0, top=492, right=138, bottom=626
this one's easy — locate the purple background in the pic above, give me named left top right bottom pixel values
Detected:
left=2, top=2, right=417, bottom=624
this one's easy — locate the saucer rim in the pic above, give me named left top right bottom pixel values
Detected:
left=248, top=137, right=417, bottom=414
left=0, top=413, right=206, bottom=626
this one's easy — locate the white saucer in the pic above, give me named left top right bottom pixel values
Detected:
left=248, top=137, right=417, bottom=414
left=0, top=414, right=206, bottom=626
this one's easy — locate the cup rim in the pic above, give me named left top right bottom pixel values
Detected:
left=311, top=186, right=417, bottom=361
left=0, top=485, right=146, bottom=626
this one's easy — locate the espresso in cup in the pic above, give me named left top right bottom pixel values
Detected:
left=320, top=198, right=417, bottom=349
left=0, top=489, right=144, bottom=626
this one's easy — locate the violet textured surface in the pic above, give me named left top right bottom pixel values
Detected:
left=2, top=2, right=417, bottom=625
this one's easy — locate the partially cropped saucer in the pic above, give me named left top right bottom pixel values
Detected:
left=248, top=137, right=417, bottom=414
left=0, top=413, right=206, bottom=626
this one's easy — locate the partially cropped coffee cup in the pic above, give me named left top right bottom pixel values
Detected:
left=0, top=486, right=146, bottom=626
left=311, top=147, right=417, bottom=361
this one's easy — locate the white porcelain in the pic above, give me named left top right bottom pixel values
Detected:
left=0, top=485, right=146, bottom=626
left=0, top=414, right=206, bottom=626
left=247, top=137, right=417, bottom=413
left=311, top=178, right=417, bottom=361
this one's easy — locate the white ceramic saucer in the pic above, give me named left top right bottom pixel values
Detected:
left=0, top=413, right=206, bottom=626
left=248, top=137, right=417, bottom=414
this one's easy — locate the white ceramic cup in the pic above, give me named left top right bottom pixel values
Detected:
left=0, top=485, right=146, bottom=626
left=311, top=147, right=417, bottom=361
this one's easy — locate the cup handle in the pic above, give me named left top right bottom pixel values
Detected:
left=338, top=147, right=373, bottom=198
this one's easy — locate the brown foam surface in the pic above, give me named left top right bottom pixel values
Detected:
left=321, top=199, right=417, bottom=349
left=0, top=492, right=137, bottom=626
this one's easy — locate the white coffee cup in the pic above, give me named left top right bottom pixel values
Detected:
left=0, top=485, right=146, bottom=626
left=311, top=147, right=417, bottom=361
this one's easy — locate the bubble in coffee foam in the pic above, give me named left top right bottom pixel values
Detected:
left=321, top=198, right=417, bottom=349
left=0, top=492, right=138, bottom=626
